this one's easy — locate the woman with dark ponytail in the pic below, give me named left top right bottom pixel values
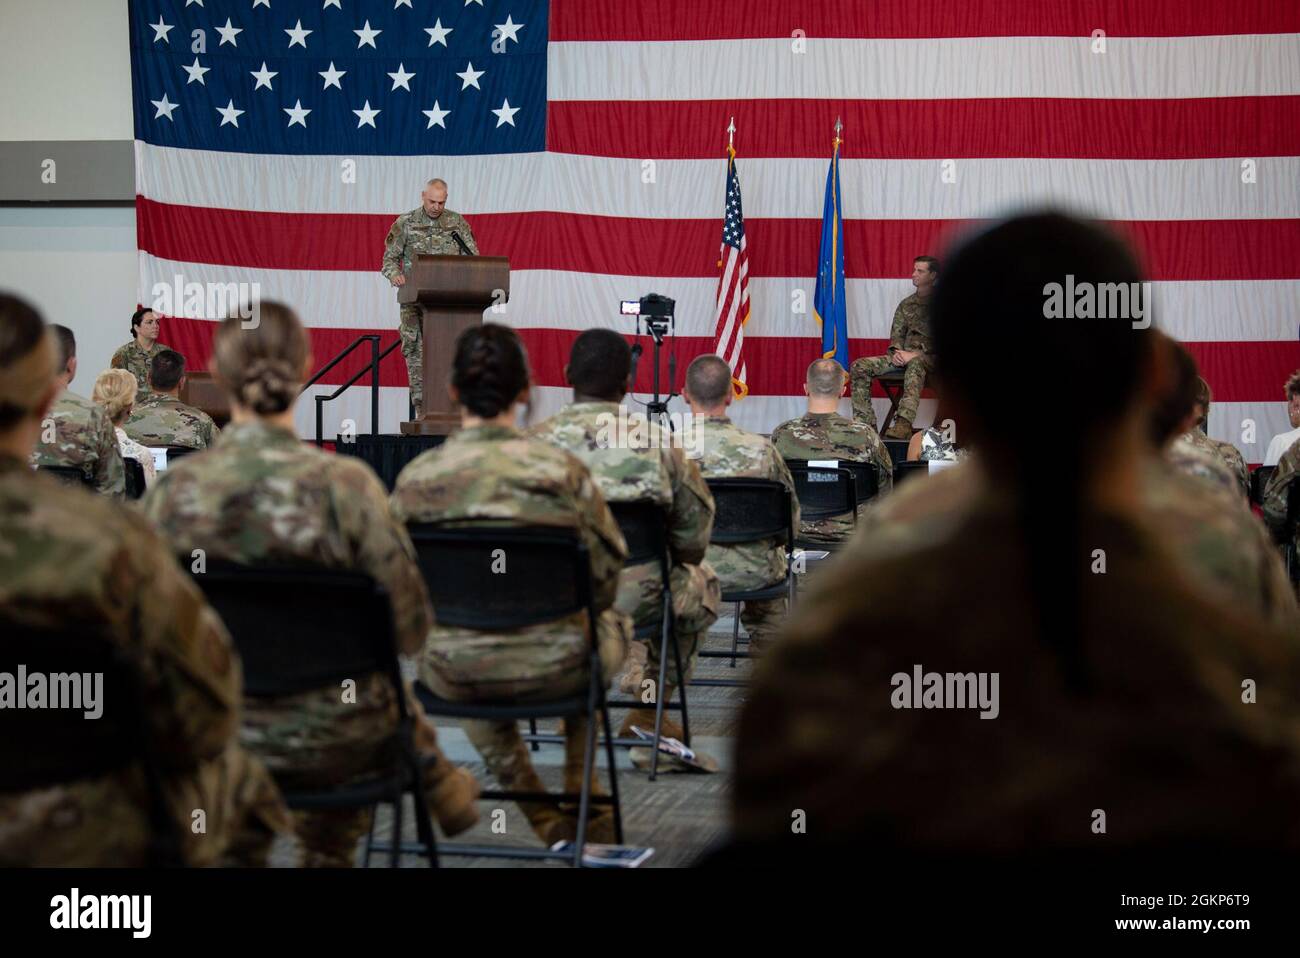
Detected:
left=110, top=307, right=170, bottom=395
left=391, top=323, right=632, bottom=847
left=730, top=212, right=1300, bottom=856
left=142, top=301, right=480, bottom=866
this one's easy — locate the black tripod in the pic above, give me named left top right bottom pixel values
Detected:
left=630, top=314, right=678, bottom=432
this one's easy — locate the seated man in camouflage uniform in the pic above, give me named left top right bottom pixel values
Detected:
left=381, top=178, right=479, bottom=417
left=771, top=358, right=893, bottom=545
left=1188, top=376, right=1249, bottom=500
left=850, top=255, right=938, bottom=440
left=1263, top=438, right=1300, bottom=576
left=30, top=324, right=124, bottom=498
left=1157, top=339, right=1243, bottom=503
left=683, top=355, right=799, bottom=655
left=530, top=329, right=720, bottom=744
left=0, top=293, right=288, bottom=866
left=123, top=349, right=220, bottom=450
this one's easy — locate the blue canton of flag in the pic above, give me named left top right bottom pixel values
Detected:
left=129, top=0, right=548, bottom=155
left=814, top=131, right=847, bottom=370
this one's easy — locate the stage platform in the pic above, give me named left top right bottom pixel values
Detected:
left=336, top=433, right=446, bottom=490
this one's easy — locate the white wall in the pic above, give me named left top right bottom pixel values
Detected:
left=0, top=206, right=138, bottom=389
left=0, top=0, right=133, bottom=141
left=0, top=0, right=136, bottom=391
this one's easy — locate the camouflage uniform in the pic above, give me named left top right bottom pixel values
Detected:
left=0, top=454, right=288, bottom=866
left=110, top=340, right=169, bottom=397
left=1167, top=432, right=1242, bottom=503
left=380, top=206, right=479, bottom=412
left=530, top=402, right=720, bottom=684
left=769, top=411, right=893, bottom=543
left=850, top=292, right=934, bottom=428
left=31, top=389, right=125, bottom=499
left=859, top=456, right=1299, bottom=634
left=693, top=416, right=800, bottom=653
left=391, top=424, right=632, bottom=840
left=1263, top=441, right=1300, bottom=570
left=141, top=420, right=438, bottom=867
left=1182, top=428, right=1249, bottom=500
left=124, top=392, right=220, bottom=450
left=733, top=469, right=1300, bottom=850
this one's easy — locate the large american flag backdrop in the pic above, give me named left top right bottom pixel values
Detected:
left=130, top=1, right=1300, bottom=458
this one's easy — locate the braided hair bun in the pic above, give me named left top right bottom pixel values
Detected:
left=213, top=301, right=309, bottom=415
left=451, top=323, right=529, bottom=418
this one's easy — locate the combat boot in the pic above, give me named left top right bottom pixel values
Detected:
left=562, top=717, right=616, bottom=844
left=423, top=754, right=481, bottom=838
left=616, top=701, right=686, bottom=738
left=883, top=417, right=914, bottom=440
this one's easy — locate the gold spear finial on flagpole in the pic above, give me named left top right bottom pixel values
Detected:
left=727, top=116, right=736, bottom=150
left=834, top=115, right=843, bottom=149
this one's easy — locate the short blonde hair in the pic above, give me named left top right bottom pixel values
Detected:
left=92, top=368, right=137, bottom=425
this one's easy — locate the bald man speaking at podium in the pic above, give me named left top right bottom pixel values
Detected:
left=381, top=178, right=479, bottom=417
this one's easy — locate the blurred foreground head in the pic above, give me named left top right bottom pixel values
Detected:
left=0, top=293, right=57, bottom=442
left=932, top=212, right=1153, bottom=471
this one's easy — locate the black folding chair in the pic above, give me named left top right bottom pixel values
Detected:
left=123, top=456, right=146, bottom=499
left=0, top=617, right=184, bottom=866
left=894, top=459, right=931, bottom=488
left=403, top=523, right=623, bottom=866
left=37, top=464, right=94, bottom=487
left=403, top=527, right=621, bottom=863
left=165, top=445, right=201, bottom=463
left=1250, top=465, right=1276, bottom=509
left=785, top=461, right=859, bottom=552
left=186, top=561, right=435, bottom=868
left=694, top=479, right=795, bottom=687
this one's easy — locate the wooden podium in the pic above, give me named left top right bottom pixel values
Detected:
left=398, top=254, right=509, bottom=435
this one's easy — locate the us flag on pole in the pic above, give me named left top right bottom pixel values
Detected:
left=713, top=143, right=751, bottom=399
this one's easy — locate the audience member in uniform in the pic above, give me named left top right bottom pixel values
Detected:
left=530, top=329, right=720, bottom=752
left=124, top=348, right=220, bottom=450
left=30, top=324, right=125, bottom=498
left=731, top=213, right=1300, bottom=856
left=1191, top=377, right=1248, bottom=497
left=770, top=358, right=893, bottom=544
left=0, top=292, right=289, bottom=866
left=1154, top=339, right=1243, bottom=503
left=110, top=307, right=170, bottom=396
left=391, top=324, right=632, bottom=845
left=92, top=368, right=156, bottom=489
left=142, top=302, right=479, bottom=867
left=683, top=354, right=799, bottom=655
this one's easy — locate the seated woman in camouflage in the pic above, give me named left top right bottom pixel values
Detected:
left=142, top=302, right=479, bottom=867
left=110, top=307, right=170, bottom=396
left=390, top=324, right=632, bottom=847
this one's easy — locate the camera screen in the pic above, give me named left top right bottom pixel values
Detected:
left=620, top=300, right=640, bottom=316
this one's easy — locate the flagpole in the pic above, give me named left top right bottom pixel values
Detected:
left=834, top=115, right=842, bottom=150
left=727, top=116, right=736, bottom=156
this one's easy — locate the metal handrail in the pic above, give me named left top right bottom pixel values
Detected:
left=301, top=334, right=401, bottom=446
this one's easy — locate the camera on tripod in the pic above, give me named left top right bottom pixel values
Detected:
left=619, top=294, right=675, bottom=331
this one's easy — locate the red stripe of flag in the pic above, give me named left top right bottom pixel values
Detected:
left=550, top=0, right=1300, bottom=40
left=137, top=199, right=1300, bottom=281
left=549, top=97, right=1300, bottom=161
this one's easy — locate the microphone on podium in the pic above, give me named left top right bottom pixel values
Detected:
left=450, top=231, right=473, bottom=256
